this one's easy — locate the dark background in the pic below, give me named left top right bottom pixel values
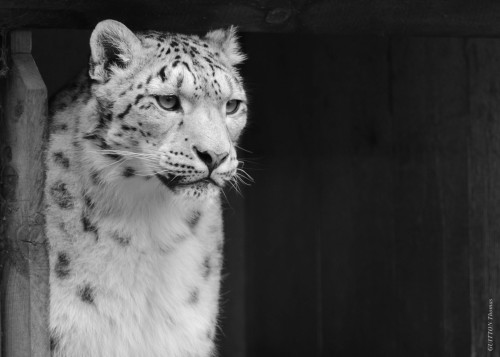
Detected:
left=32, top=31, right=500, bottom=357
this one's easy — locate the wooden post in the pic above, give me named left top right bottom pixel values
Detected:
left=0, top=30, right=49, bottom=357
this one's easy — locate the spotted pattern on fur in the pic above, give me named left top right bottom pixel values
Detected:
left=79, top=284, right=95, bottom=304
left=53, top=151, right=70, bottom=168
left=188, top=210, right=202, bottom=229
left=112, top=231, right=131, bottom=246
left=55, top=252, right=70, bottom=278
left=50, top=332, right=59, bottom=351
left=50, top=182, right=74, bottom=209
left=45, top=19, right=247, bottom=357
left=202, top=255, right=211, bottom=279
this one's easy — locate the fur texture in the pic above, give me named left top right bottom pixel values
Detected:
left=45, top=19, right=247, bottom=357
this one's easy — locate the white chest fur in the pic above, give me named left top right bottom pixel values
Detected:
left=47, top=167, right=224, bottom=357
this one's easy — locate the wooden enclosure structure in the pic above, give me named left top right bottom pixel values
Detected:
left=1, top=2, right=500, bottom=357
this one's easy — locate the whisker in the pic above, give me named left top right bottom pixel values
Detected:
left=220, top=186, right=232, bottom=207
left=236, top=169, right=254, bottom=183
left=235, top=144, right=253, bottom=154
left=233, top=174, right=252, bottom=186
left=228, top=178, right=243, bottom=196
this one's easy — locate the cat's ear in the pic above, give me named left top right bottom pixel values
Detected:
left=204, top=26, right=245, bottom=66
left=89, top=20, right=141, bottom=82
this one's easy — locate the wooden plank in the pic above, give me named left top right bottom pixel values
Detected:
left=467, top=39, right=500, bottom=357
left=31, top=30, right=90, bottom=97
left=314, top=37, right=395, bottom=356
left=391, top=38, right=471, bottom=357
left=0, top=30, right=49, bottom=357
left=243, top=33, right=320, bottom=357
left=3, top=0, right=500, bottom=35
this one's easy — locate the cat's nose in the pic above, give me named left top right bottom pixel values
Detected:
left=193, top=147, right=229, bottom=172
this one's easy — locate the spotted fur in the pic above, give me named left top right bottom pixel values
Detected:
left=45, top=19, right=246, bottom=357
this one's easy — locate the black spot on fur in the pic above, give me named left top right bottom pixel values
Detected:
left=105, top=152, right=122, bottom=161
left=81, top=212, right=98, bottom=233
left=82, top=132, right=100, bottom=141
left=188, top=211, right=202, bottom=229
left=159, top=65, right=168, bottom=82
left=182, top=61, right=193, bottom=75
left=176, top=74, right=184, bottom=88
left=117, top=104, right=132, bottom=119
left=112, top=232, right=131, bottom=246
left=146, top=75, right=153, bottom=84
left=202, top=255, right=211, bottom=279
left=123, top=167, right=135, bottom=177
left=79, top=284, right=95, bottom=304
left=188, top=288, right=200, bottom=304
left=156, top=173, right=174, bottom=188
left=55, top=252, right=70, bottom=278
left=90, top=171, right=102, bottom=186
left=83, top=194, right=95, bottom=209
left=53, top=151, right=70, bottom=168
left=96, top=138, right=122, bottom=161
left=134, top=94, right=144, bottom=105
left=50, top=332, right=59, bottom=351
left=50, top=181, right=74, bottom=209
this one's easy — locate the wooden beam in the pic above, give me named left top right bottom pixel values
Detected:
left=467, top=39, right=500, bottom=357
left=1, top=0, right=500, bottom=35
left=0, top=30, right=49, bottom=357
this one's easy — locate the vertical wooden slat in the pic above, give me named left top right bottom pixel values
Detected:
left=427, top=40, right=471, bottom=357
left=391, top=38, right=471, bottom=357
left=244, top=33, right=319, bottom=357
left=467, top=39, right=500, bottom=357
left=391, top=41, right=443, bottom=356
left=314, top=37, right=394, bottom=357
left=0, top=30, right=49, bottom=357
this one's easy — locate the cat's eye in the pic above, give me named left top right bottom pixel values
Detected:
left=226, top=100, right=241, bottom=115
left=157, top=95, right=180, bottom=111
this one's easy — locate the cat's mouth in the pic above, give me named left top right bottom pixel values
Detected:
left=155, top=174, right=221, bottom=189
